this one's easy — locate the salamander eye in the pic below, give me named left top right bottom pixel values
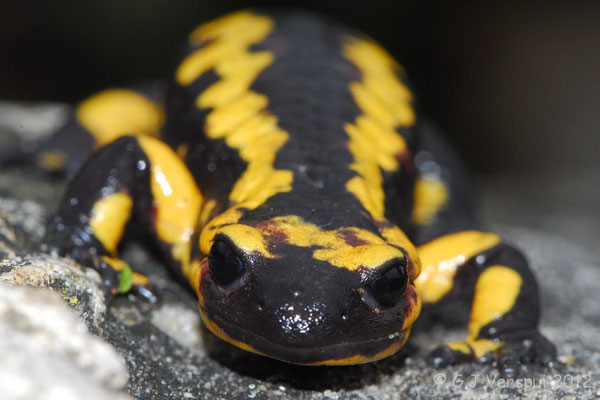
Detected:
left=366, top=260, right=408, bottom=307
left=208, top=240, right=245, bottom=287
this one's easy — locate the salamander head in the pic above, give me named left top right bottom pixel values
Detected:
left=197, top=215, right=421, bottom=365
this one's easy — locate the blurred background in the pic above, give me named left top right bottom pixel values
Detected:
left=1, top=0, right=598, bottom=249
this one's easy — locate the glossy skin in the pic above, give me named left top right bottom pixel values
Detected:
left=16, top=10, right=555, bottom=371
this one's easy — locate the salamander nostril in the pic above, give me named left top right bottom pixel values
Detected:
left=208, top=239, right=246, bottom=287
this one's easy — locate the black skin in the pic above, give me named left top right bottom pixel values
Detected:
left=4, top=10, right=555, bottom=372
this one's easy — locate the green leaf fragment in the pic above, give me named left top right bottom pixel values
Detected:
left=118, top=263, right=133, bottom=294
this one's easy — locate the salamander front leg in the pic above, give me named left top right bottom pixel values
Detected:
left=415, top=231, right=556, bottom=376
left=48, top=135, right=202, bottom=298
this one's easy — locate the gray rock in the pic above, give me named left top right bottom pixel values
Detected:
left=0, top=284, right=130, bottom=400
left=1, top=102, right=599, bottom=399
left=0, top=101, right=68, bottom=140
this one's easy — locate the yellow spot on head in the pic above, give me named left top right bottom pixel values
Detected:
left=90, top=192, right=133, bottom=254
left=77, top=89, right=164, bottom=147
left=212, top=224, right=273, bottom=258
left=259, top=215, right=405, bottom=271
left=199, top=206, right=244, bottom=254
left=201, top=215, right=414, bottom=272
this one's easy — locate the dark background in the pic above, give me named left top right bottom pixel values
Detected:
left=2, top=0, right=599, bottom=175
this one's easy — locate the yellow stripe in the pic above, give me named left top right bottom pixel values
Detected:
left=178, top=11, right=294, bottom=254
left=137, top=137, right=202, bottom=275
left=343, top=37, right=414, bottom=219
left=341, top=37, right=421, bottom=280
left=76, top=89, right=164, bottom=147
left=89, top=192, right=133, bottom=254
left=415, top=231, right=501, bottom=303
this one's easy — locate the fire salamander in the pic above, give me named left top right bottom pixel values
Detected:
left=13, top=10, right=556, bottom=373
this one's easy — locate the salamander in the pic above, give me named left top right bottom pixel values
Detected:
left=10, top=10, right=556, bottom=373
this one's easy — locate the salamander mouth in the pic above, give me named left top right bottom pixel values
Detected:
left=200, top=307, right=410, bottom=365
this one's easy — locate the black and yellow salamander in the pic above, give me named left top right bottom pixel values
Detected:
left=10, top=10, right=556, bottom=372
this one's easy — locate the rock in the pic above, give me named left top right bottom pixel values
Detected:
left=0, top=101, right=68, bottom=140
left=1, top=102, right=599, bottom=399
left=0, top=284, right=130, bottom=400
left=0, top=197, right=107, bottom=328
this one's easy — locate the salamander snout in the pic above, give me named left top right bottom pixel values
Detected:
left=274, top=300, right=327, bottom=336
left=198, top=237, right=421, bottom=365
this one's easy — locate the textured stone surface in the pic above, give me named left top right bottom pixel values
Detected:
left=1, top=103, right=599, bottom=399
left=0, top=284, right=130, bottom=400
